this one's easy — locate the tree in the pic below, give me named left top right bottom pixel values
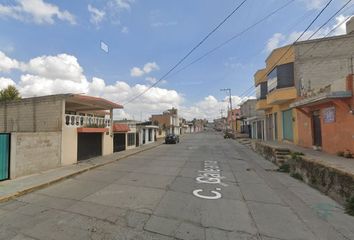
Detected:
left=0, top=85, right=21, bottom=102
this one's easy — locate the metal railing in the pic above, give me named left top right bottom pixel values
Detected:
left=64, top=114, right=111, bottom=128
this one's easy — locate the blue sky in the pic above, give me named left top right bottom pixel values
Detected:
left=0, top=0, right=353, bottom=120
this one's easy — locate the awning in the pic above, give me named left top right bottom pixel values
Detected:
left=65, top=94, right=123, bottom=111
left=113, top=124, right=130, bottom=133
left=290, top=91, right=352, bottom=108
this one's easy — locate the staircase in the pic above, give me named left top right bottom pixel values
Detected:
left=238, top=138, right=253, bottom=148
left=274, top=148, right=290, bottom=165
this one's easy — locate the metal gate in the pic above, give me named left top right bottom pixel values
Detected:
left=114, top=133, right=126, bottom=152
left=282, top=109, right=293, bottom=141
left=77, top=133, right=102, bottom=161
left=0, top=134, right=10, bottom=180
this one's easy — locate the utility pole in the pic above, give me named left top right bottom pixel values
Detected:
left=220, top=88, right=235, bottom=135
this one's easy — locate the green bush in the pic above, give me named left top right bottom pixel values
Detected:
left=290, top=152, right=304, bottom=160
left=277, top=163, right=290, bottom=173
left=345, top=197, right=354, bottom=216
left=291, top=173, right=303, bottom=181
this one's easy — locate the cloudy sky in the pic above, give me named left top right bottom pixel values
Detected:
left=0, top=0, right=353, bottom=120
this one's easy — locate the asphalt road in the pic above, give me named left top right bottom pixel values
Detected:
left=0, top=132, right=353, bottom=240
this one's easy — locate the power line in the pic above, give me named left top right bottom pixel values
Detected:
left=167, top=0, right=296, bottom=79
left=237, top=0, right=334, bottom=98
left=123, top=0, right=249, bottom=105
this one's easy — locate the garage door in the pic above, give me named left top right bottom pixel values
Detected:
left=0, top=134, right=10, bottom=180
left=77, top=133, right=102, bottom=161
left=114, top=133, right=126, bottom=152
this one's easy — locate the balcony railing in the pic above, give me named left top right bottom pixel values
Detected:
left=64, top=114, right=111, bottom=128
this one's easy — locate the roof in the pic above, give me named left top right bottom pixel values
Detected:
left=66, top=94, right=123, bottom=111
left=290, top=91, right=352, bottom=108
left=113, top=123, right=130, bottom=132
left=0, top=93, right=124, bottom=111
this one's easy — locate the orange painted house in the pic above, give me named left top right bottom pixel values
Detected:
left=290, top=20, right=354, bottom=154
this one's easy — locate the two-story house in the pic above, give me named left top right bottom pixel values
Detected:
left=151, top=108, right=181, bottom=136
left=0, top=94, right=122, bottom=180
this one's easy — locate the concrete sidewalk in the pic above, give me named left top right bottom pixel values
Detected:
left=261, top=141, right=354, bottom=175
left=0, top=140, right=164, bottom=203
left=250, top=139, right=354, bottom=204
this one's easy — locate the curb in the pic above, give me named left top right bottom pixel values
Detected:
left=0, top=141, right=164, bottom=203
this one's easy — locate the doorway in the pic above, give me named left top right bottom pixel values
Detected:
left=0, top=134, right=10, bottom=181
left=312, top=111, right=322, bottom=148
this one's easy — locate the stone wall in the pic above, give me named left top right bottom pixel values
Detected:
left=10, top=132, right=61, bottom=178
left=288, top=156, right=354, bottom=205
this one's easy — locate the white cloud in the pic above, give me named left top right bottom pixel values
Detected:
left=111, top=0, right=135, bottom=10
left=88, top=4, right=105, bottom=26
left=151, top=21, right=178, bottom=28
left=0, top=52, right=254, bottom=121
left=130, top=67, right=145, bottom=77
left=121, top=26, right=129, bottom=33
left=0, top=0, right=76, bottom=25
left=265, top=15, right=351, bottom=52
left=0, top=77, right=16, bottom=90
left=145, top=77, right=167, bottom=85
left=22, top=54, right=86, bottom=82
left=0, top=51, right=19, bottom=72
left=130, top=62, right=160, bottom=77
left=298, top=0, right=327, bottom=10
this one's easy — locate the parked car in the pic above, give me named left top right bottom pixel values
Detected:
left=165, top=134, right=180, bottom=144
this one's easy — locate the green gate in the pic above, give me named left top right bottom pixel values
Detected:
left=282, top=109, right=293, bottom=141
left=0, top=134, right=10, bottom=180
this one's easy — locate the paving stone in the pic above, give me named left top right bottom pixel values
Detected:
left=174, top=222, right=205, bottom=240
left=205, top=228, right=229, bottom=240
left=115, top=172, right=175, bottom=189
left=17, top=193, right=77, bottom=210
left=126, top=210, right=150, bottom=230
left=36, top=179, right=109, bottom=200
left=239, top=183, right=284, bottom=204
left=233, top=170, right=265, bottom=184
left=0, top=200, right=28, bottom=211
left=201, top=198, right=257, bottom=233
left=73, top=169, right=130, bottom=183
left=247, top=202, right=317, bottom=240
left=134, top=166, right=181, bottom=176
left=168, top=176, right=242, bottom=200
left=67, top=201, right=127, bottom=223
left=83, top=184, right=165, bottom=214
left=144, top=215, right=180, bottom=236
left=154, top=191, right=202, bottom=224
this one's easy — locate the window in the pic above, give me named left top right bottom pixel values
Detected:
left=267, top=68, right=277, bottom=92
left=127, top=133, right=135, bottom=146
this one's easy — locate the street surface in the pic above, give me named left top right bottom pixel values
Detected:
left=0, top=132, right=353, bottom=240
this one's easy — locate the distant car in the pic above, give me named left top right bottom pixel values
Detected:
left=165, top=134, right=180, bottom=144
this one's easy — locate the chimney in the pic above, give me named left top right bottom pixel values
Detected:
left=346, top=16, right=354, bottom=34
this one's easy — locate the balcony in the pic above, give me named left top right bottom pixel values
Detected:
left=256, top=99, right=271, bottom=110
left=267, top=87, right=297, bottom=105
left=64, top=114, right=111, bottom=130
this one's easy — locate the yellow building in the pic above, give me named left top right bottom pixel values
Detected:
left=254, top=45, right=298, bottom=144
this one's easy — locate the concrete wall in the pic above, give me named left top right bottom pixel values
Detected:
left=61, top=127, right=77, bottom=165
left=0, top=96, right=64, bottom=133
left=102, top=132, right=113, bottom=156
left=294, top=35, right=354, bottom=96
left=10, top=132, right=61, bottom=178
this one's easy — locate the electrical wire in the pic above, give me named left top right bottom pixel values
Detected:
left=123, top=0, right=248, bottom=105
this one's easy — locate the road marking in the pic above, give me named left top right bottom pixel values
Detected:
left=193, top=160, right=226, bottom=200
